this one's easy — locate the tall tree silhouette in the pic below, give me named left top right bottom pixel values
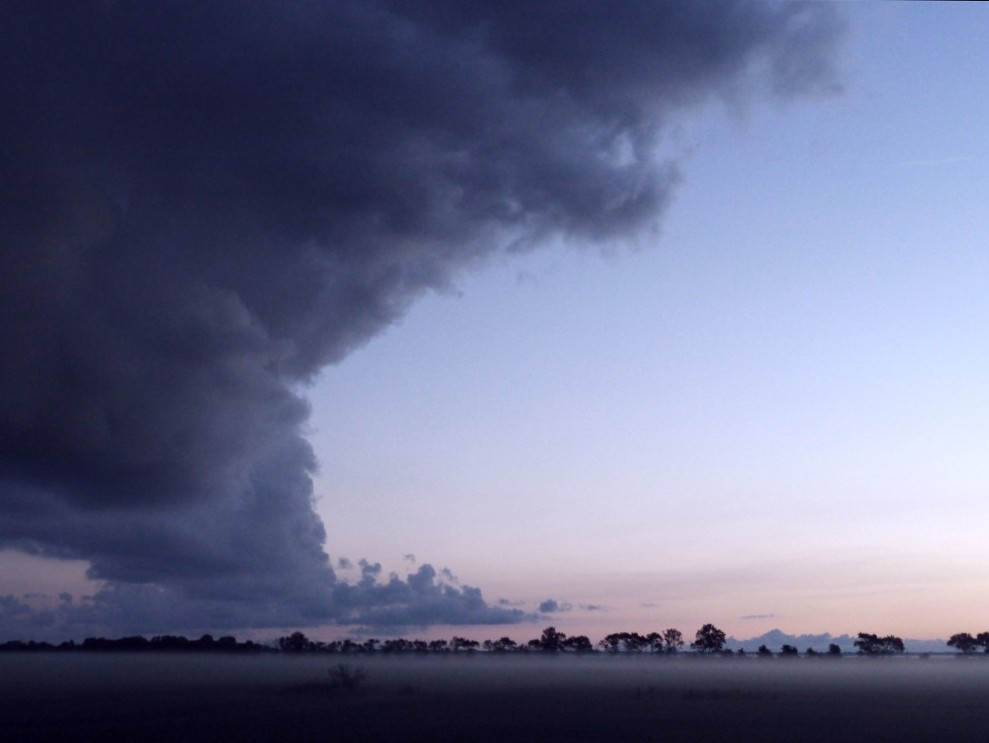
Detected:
left=531, top=626, right=567, bottom=652
left=691, top=624, right=727, bottom=654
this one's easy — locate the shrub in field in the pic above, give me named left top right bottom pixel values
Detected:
left=328, top=664, right=367, bottom=691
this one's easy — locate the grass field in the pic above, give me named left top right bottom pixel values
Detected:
left=2, top=653, right=988, bottom=742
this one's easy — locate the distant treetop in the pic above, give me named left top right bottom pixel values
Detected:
left=853, top=633, right=904, bottom=656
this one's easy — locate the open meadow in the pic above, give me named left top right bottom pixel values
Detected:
left=3, top=653, right=989, bottom=742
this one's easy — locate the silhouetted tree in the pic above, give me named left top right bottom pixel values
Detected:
left=626, top=632, right=647, bottom=652
left=691, top=624, right=727, bottom=654
left=533, top=626, right=567, bottom=652
left=976, top=632, right=989, bottom=654
left=149, top=635, right=191, bottom=650
left=382, top=638, right=413, bottom=653
left=484, top=637, right=518, bottom=653
left=278, top=631, right=312, bottom=652
left=757, top=644, right=773, bottom=658
left=599, top=633, right=622, bottom=653
left=779, top=644, right=798, bottom=657
left=563, top=635, right=593, bottom=652
left=599, top=632, right=650, bottom=653
left=947, top=633, right=980, bottom=654
left=662, top=628, right=684, bottom=654
left=827, top=643, right=842, bottom=657
left=854, top=633, right=904, bottom=655
left=117, top=636, right=150, bottom=650
left=428, top=639, right=449, bottom=652
left=451, top=637, right=479, bottom=652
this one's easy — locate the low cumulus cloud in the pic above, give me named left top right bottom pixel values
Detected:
left=2, top=563, right=522, bottom=639
left=0, top=1, right=844, bottom=637
left=537, top=599, right=606, bottom=614
left=539, top=599, right=573, bottom=614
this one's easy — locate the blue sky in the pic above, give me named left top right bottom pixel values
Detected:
left=308, top=3, right=989, bottom=640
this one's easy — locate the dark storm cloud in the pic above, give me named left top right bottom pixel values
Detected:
left=0, top=1, right=844, bottom=635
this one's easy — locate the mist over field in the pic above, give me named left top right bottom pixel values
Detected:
left=4, top=653, right=989, bottom=742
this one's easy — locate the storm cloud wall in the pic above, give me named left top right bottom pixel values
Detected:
left=0, top=1, right=843, bottom=635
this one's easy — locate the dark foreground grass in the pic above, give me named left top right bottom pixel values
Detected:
left=2, top=653, right=988, bottom=742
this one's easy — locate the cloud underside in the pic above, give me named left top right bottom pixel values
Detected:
left=0, top=1, right=844, bottom=636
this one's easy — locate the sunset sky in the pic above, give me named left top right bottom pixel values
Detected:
left=309, top=3, right=989, bottom=641
left=2, top=2, right=988, bottom=643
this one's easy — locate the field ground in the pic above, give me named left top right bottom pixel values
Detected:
left=2, top=653, right=988, bottom=742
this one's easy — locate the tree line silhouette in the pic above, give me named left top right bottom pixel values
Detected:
left=3, top=626, right=984, bottom=656
left=0, top=634, right=263, bottom=653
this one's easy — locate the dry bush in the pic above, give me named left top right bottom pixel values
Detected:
left=328, top=664, right=367, bottom=691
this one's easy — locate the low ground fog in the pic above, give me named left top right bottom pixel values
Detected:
left=3, top=654, right=988, bottom=742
